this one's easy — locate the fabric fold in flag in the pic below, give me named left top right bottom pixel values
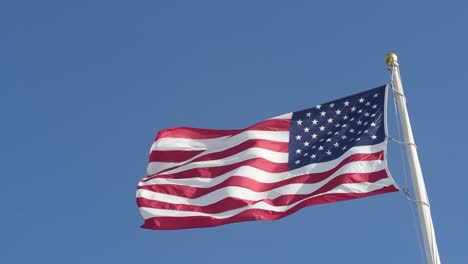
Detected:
left=136, top=85, right=399, bottom=230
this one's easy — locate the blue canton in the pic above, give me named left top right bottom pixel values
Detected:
left=288, top=85, right=387, bottom=170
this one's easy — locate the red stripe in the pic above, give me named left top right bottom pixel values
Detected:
left=155, top=127, right=240, bottom=141
left=143, top=151, right=383, bottom=182
left=149, top=139, right=288, bottom=163
left=140, top=153, right=384, bottom=197
left=154, top=119, right=290, bottom=140
left=246, top=119, right=291, bottom=132
left=138, top=170, right=389, bottom=213
left=140, top=185, right=399, bottom=230
left=149, top=150, right=204, bottom=163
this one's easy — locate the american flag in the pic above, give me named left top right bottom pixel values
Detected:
left=137, top=85, right=399, bottom=230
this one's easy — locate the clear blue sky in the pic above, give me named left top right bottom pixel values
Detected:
left=1, top=1, right=466, bottom=263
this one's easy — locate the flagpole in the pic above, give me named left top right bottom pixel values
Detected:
left=385, top=53, right=441, bottom=264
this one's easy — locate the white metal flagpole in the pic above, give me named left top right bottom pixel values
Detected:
left=385, top=53, right=441, bottom=264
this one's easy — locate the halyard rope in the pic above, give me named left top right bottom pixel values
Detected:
left=389, top=65, right=426, bottom=263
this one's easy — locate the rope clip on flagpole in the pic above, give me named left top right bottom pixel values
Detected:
left=385, top=52, right=441, bottom=264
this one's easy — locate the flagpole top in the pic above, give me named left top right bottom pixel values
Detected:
left=385, top=52, right=398, bottom=65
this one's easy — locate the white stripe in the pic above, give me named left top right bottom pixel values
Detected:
left=138, top=160, right=387, bottom=206
left=151, top=130, right=289, bottom=151
left=143, top=142, right=385, bottom=182
left=148, top=147, right=288, bottom=175
left=139, top=178, right=395, bottom=219
left=141, top=159, right=384, bottom=188
left=148, top=130, right=289, bottom=175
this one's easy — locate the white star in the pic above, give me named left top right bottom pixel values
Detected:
left=297, top=119, right=303, bottom=125
left=335, top=123, right=341, bottom=128
left=371, top=134, right=377, bottom=140
left=374, top=93, right=378, bottom=98
left=296, top=135, right=302, bottom=140
left=318, top=146, right=324, bottom=150
left=329, top=103, right=335, bottom=108
left=342, top=124, right=347, bottom=128
left=364, top=112, right=370, bottom=117
left=306, top=112, right=312, bottom=117
left=344, top=101, right=350, bottom=106
left=351, top=106, right=356, bottom=112
left=304, top=152, right=308, bottom=156
left=327, top=131, right=332, bottom=135
left=359, top=98, right=365, bottom=103
left=327, top=118, right=333, bottom=123
left=350, top=117, right=355, bottom=121
left=371, top=122, right=376, bottom=127
left=326, top=138, right=332, bottom=142
left=358, top=109, right=363, bottom=113
left=334, top=131, right=339, bottom=135
left=371, top=113, right=376, bottom=117
left=319, top=126, right=325, bottom=131
left=372, top=105, right=378, bottom=109
left=320, top=111, right=326, bottom=116
left=334, top=142, right=340, bottom=147
left=350, top=129, right=355, bottom=133
left=326, top=150, right=332, bottom=155
left=364, top=130, right=369, bottom=133
left=357, top=120, right=362, bottom=125
left=358, top=130, right=362, bottom=134
left=365, top=102, right=371, bottom=106
left=356, top=137, right=361, bottom=141
left=311, top=133, right=317, bottom=139
left=335, top=109, right=341, bottom=115
left=311, top=154, right=316, bottom=159
left=342, top=146, right=347, bottom=150
left=295, top=160, right=301, bottom=164
left=343, top=115, right=348, bottom=120
left=296, top=149, right=302, bottom=154
left=304, top=127, right=310, bottom=132
left=316, top=105, right=321, bottom=109
left=304, top=141, right=310, bottom=146
left=341, top=135, right=347, bottom=139
left=312, top=119, right=318, bottom=125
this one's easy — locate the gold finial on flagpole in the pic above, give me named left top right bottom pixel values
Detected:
left=385, top=52, right=398, bottom=65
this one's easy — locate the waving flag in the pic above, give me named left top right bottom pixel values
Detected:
left=137, top=85, right=399, bottom=230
